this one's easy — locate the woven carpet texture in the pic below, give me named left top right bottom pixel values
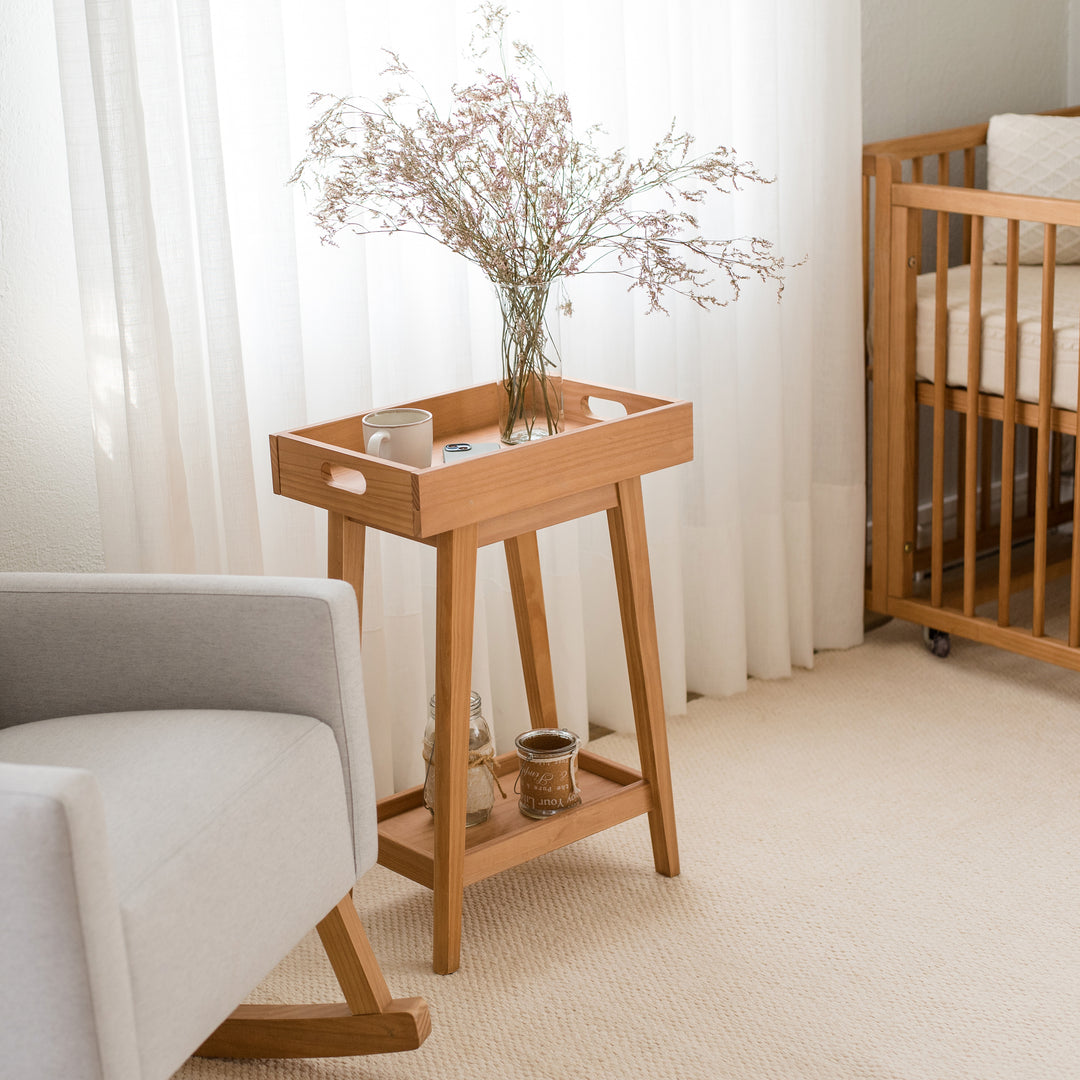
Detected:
left=176, top=616, right=1080, bottom=1079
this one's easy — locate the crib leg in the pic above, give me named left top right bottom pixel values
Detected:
left=922, top=626, right=951, bottom=658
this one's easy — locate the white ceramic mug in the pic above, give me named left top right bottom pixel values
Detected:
left=361, top=407, right=433, bottom=468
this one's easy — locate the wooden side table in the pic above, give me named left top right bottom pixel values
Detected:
left=271, top=379, right=693, bottom=974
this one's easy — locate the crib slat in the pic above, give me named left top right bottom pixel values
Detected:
left=912, top=400, right=921, bottom=582
left=1026, top=427, right=1039, bottom=518
left=1072, top=445, right=1080, bottom=646
left=872, top=154, right=903, bottom=611
left=912, top=158, right=925, bottom=271
left=937, top=151, right=965, bottom=566
left=1072, top=311, right=1080, bottom=645
left=1050, top=432, right=1062, bottom=511
left=956, top=414, right=967, bottom=551
left=931, top=208, right=950, bottom=607
left=1032, top=225, right=1056, bottom=637
left=998, top=219, right=1021, bottom=627
left=862, top=174, right=871, bottom=342
left=963, top=216, right=984, bottom=616
left=887, top=201, right=921, bottom=600
left=962, top=148, right=976, bottom=261
left=980, top=418, right=993, bottom=529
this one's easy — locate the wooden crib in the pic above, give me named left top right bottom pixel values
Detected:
left=863, top=106, right=1080, bottom=668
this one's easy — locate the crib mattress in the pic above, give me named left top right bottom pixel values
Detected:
left=915, top=263, right=1080, bottom=412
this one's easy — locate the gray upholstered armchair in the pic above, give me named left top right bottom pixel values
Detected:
left=0, top=573, right=429, bottom=1080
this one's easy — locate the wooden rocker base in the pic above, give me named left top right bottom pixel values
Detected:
left=194, top=1000, right=431, bottom=1058
left=194, top=893, right=431, bottom=1060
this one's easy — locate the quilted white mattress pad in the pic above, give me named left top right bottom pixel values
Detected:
left=915, top=263, right=1080, bottom=412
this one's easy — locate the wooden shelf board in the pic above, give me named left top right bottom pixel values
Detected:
left=376, top=750, right=652, bottom=890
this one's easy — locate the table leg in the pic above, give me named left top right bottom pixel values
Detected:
left=606, top=477, right=680, bottom=878
left=504, top=531, right=559, bottom=729
left=432, top=524, right=479, bottom=974
left=328, top=512, right=367, bottom=626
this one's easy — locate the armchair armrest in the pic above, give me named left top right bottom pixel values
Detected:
left=0, top=762, right=141, bottom=1080
left=0, top=574, right=377, bottom=874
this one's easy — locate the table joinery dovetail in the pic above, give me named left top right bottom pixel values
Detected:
left=271, top=379, right=692, bottom=974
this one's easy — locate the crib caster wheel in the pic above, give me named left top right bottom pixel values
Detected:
left=922, top=626, right=951, bottom=658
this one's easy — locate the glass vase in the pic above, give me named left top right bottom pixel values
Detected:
left=422, top=690, right=495, bottom=827
left=496, top=283, right=563, bottom=444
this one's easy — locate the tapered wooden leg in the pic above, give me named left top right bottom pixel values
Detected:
left=328, top=512, right=366, bottom=625
left=505, top=531, right=559, bottom=729
left=607, top=477, right=679, bottom=878
left=194, top=894, right=430, bottom=1059
left=432, top=524, right=479, bottom=974
left=317, top=893, right=392, bottom=1013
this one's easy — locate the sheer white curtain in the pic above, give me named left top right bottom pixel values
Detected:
left=53, top=0, right=864, bottom=796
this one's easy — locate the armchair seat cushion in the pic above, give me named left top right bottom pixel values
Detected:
left=0, top=709, right=356, bottom=1080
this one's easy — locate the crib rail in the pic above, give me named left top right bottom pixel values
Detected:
left=891, top=183, right=1080, bottom=226
left=862, top=106, right=1080, bottom=343
left=866, top=109, right=1080, bottom=670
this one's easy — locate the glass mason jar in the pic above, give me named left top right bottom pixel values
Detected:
left=422, top=691, right=495, bottom=827
left=514, top=727, right=581, bottom=818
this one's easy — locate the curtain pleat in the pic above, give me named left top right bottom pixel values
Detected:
left=54, top=0, right=865, bottom=796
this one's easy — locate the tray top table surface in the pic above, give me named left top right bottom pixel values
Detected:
left=270, top=379, right=693, bottom=541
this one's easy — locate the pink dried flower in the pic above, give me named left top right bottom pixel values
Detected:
left=290, top=3, right=788, bottom=312
left=290, top=4, right=791, bottom=441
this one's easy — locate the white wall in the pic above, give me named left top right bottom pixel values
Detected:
left=0, top=0, right=104, bottom=571
left=862, top=0, right=1071, bottom=144
left=1071, top=2, right=1080, bottom=103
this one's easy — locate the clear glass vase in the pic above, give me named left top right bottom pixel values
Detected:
left=496, top=283, right=563, bottom=444
left=422, top=691, right=495, bottom=827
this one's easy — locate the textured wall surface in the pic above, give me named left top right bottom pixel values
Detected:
left=0, top=0, right=105, bottom=571
left=862, top=0, right=1070, bottom=144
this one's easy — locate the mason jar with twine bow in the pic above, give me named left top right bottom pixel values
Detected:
left=423, top=691, right=506, bottom=827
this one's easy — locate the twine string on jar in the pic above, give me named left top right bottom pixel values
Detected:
left=422, top=743, right=507, bottom=800
left=471, top=747, right=508, bottom=799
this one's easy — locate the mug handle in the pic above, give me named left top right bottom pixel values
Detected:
left=365, top=430, right=390, bottom=458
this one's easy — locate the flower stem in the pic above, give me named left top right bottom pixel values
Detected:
left=498, top=283, right=562, bottom=443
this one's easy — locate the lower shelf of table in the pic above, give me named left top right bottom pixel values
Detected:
left=375, top=748, right=653, bottom=889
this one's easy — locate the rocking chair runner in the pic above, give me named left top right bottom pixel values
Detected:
left=196, top=894, right=429, bottom=1059
left=0, top=573, right=429, bottom=1080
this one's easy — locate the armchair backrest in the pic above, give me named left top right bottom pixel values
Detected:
left=0, top=573, right=378, bottom=873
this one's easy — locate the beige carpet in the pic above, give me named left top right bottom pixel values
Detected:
left=176, top=618, right=1080, bottom=1080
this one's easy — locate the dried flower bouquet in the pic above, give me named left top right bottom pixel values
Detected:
left=292, top=4, right=788, bottom=443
